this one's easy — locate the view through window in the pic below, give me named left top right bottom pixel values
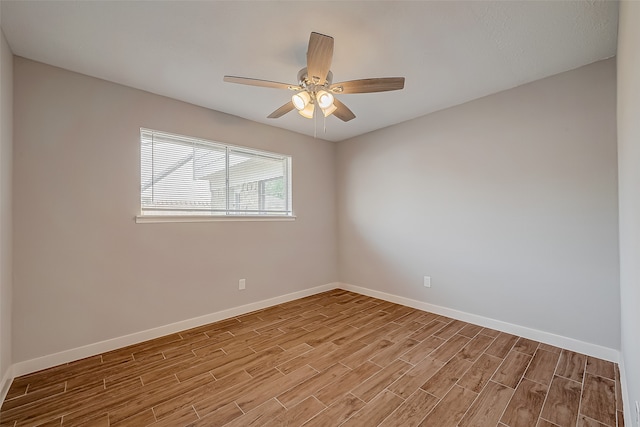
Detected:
left=140, top=129, right=292, bottom=216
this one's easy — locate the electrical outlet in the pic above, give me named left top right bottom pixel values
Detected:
left=239, top=279, right=246, bottom=290
left=423, top=276, right=431, bottom=288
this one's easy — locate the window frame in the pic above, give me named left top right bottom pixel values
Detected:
left=136, top=128, right=295, bottom=223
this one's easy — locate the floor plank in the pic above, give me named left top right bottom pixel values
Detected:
left=580, top=373, right=616, bottom=426
left=500, top=378, right=548, bottom=427
left=492, top=350, right=532, bottom=388
left=586, top=357, right=616, bottom=381
left=540, top=375, right=582, bottom=427
left=420, top=356, right=472, bottom=398
left=340, top=390, right=403, bottom=427
left=458, top=380, right=514, bottom=427
left=378, top=389, right=439, bottom=427
left=301, top=393, right=365, bottom=427
left=386, top=355, right=444, bottom=399
left=525, top=349, right=560, bottom=386
left=418, top=385, right=478, bottom=427
left=457, top=353, right=502, bottom=393
left=485, top=332, right=518, bottom=359
left=556, top=350, right=587, bottom=383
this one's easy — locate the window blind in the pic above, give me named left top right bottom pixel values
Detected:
left=140, top=129, right=292, bottom=216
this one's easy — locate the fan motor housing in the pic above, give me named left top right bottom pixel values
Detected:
left=297, top=67, right=333, bottom=88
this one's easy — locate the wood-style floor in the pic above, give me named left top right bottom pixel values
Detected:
left=0, top=290, right=623, bottom=427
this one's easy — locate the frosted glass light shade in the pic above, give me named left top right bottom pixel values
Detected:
left=322, top=103, right=337, bottom=117
left=316, top=90, right=334, bottom=109
left=292, top=91, right=311, bottom=110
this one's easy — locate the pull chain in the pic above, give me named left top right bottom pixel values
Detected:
left=314, top=102, right=317, bottom=138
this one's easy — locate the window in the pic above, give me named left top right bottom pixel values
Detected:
left=140, top=129, right=292, bottom=218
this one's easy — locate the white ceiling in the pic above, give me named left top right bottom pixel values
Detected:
left=1, top=1, right=618, bottom=142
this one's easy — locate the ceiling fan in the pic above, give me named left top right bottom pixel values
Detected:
left=223, top=32, right=405, bottom=122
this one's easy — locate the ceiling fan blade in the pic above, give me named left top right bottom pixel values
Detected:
left=223, top=76, right=297, bottom=91
left=306, top=32, right=334, bottom=85
left=332, top=98, right=356, bottom=122
left=267, top=101, right=295, bottom=118
left=330, top=77, right=405, bottom=94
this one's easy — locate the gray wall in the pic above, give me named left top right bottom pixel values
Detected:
left=12, top=58, right=338, bottom=362
left=617, top=1, right=640, bottom=423
left=337, top=58, right=620, bottom=349
left=0, top=28, right=13, bottom=383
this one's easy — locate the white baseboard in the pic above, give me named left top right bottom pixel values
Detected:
left=11, top=283, right=338, bottom=378
left=619, top=355, right=632, bottom=426
left=337, top=282, right=620, bottom=363
left=0, top=364, right=14, bottom=404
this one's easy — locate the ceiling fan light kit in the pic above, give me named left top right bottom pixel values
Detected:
left=291, top=89, right=335, bottom=120
left=223, top=32, right=405, bottom=124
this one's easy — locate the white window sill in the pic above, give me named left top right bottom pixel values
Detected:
left=135, top=215, right=296, bottom=224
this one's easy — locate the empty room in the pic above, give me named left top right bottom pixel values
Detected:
left=0, top=1, right=639, bottom=426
